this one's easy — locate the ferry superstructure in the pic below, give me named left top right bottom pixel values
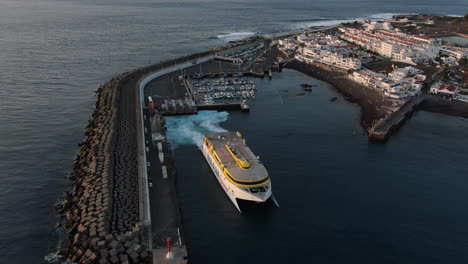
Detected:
left=202, top=131, right=278, bottom=212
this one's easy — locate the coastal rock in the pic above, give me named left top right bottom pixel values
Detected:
left=109, top=248, right=119, bottom=257
left=58, top=59, right=172, bottom=263
left=109, top=240, right=120, bottom=249
left=99, top=248, right=108, bottom=258
left=84, top=249, right=93, bottom=258
left=140, top=250, right=149, bottom=260
left=110, top=255, right=119, bottom=264
left=129, top=251, right=139, bottom=263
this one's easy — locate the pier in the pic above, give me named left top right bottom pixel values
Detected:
left=368, top=95, right=426, bottom=141
left=144, top=112, right=188, bottom=263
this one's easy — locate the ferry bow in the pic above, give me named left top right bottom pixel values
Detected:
left=201, top=131, right=278, bottom=212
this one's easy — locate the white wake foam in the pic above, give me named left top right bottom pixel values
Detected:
left=216, top=31, right=256, bottom=42
left=165, top=111, right=229, bottom=149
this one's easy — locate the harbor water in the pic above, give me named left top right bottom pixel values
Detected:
left=438, top=35, right=468, bottom=46
left=171, top=69, right=468, bottom=263
left=0, top=0, right=467, bottom=263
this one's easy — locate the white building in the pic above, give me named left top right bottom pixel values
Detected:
left=350, top=66, right=425, bottom=99
left=441, top=56, right=459, bottom=66
left=441, top=46, right=468, bottom=60
left=388, top=66, right=423, bottom=78
left=294, top=33, right=362, bottom=70
left=430, top=82, right=459, bottom=97
left=339, top=27, right=439, bottom=64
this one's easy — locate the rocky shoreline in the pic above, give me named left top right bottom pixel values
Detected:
left=285, top=60, right=395, bottom=130
left=420, top=95, right=468, bottom=118
left=285, top=61, right=468, bottom=133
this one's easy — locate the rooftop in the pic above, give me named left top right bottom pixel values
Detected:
left=205, top=131, right=268, bottom=183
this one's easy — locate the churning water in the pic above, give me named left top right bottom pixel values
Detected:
left=166, top=111, right=229, bottom=148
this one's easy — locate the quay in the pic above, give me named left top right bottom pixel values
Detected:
left=368, top=95, right=426, bottom=141
left=196, top=102, right=244, bottom=110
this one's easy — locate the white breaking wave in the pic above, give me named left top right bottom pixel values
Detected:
left=291, top=19, right=357, bottom=29
left=217, top=31, right=256, bottom=42
left=290, top=13, right=412, bottom=29
left=165, top=111, right=229, bottom=149
left=366, top=13, right=404, bottom=20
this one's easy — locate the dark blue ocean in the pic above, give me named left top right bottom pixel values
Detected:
left=0, top=0, right=467, bottom=263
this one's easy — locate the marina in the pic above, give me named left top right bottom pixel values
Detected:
left=140, top=39, right=284, bottom=115
left=190, top=77, right=257, bottom=106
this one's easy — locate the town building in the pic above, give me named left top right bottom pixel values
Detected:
left=339, top=27, right=439, bottom=64
left=430, top=82, right=460, bottom=97
left=350, top=66, right=425, bottom=99
left=290, top=33, right=364, bottom=70
left=441, top=56, right=459, bottom=66
left=440, top=46, right=468, bottom=60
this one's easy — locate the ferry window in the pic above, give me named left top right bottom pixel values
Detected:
left=250, top=188, right=259, bottom=193
left=250, top=187, right=266, bottom=193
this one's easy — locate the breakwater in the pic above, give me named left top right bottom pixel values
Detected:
left=58, top=73, right=150, bottom=264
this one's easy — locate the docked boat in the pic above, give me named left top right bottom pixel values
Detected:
left=202, top=131, right=278, bottom=212
left=240, top=100, right=250, bottom=112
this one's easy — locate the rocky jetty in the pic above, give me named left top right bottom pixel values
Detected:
left=57, top=73, right=150, bottom=264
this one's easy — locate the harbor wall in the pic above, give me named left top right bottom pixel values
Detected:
left=58, top=72, right=152, bottom=264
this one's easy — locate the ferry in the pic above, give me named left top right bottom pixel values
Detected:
left=202, top=131, right=278, bottom=212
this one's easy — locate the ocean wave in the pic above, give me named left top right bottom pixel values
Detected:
left=289, top=13, right=411, bottom=29
left=165, top=110, right=229, bottom=149
left=216, top=31, right=256, bottom=42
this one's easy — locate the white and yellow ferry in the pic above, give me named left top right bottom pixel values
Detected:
left=202, top=131, right=278, bottom=212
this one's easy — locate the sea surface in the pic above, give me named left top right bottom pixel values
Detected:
left=170, top=70, right=468, bottom=263
left=438, top=36, right=468, bottom=46
left=0, top=0, right=467, bottom=263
